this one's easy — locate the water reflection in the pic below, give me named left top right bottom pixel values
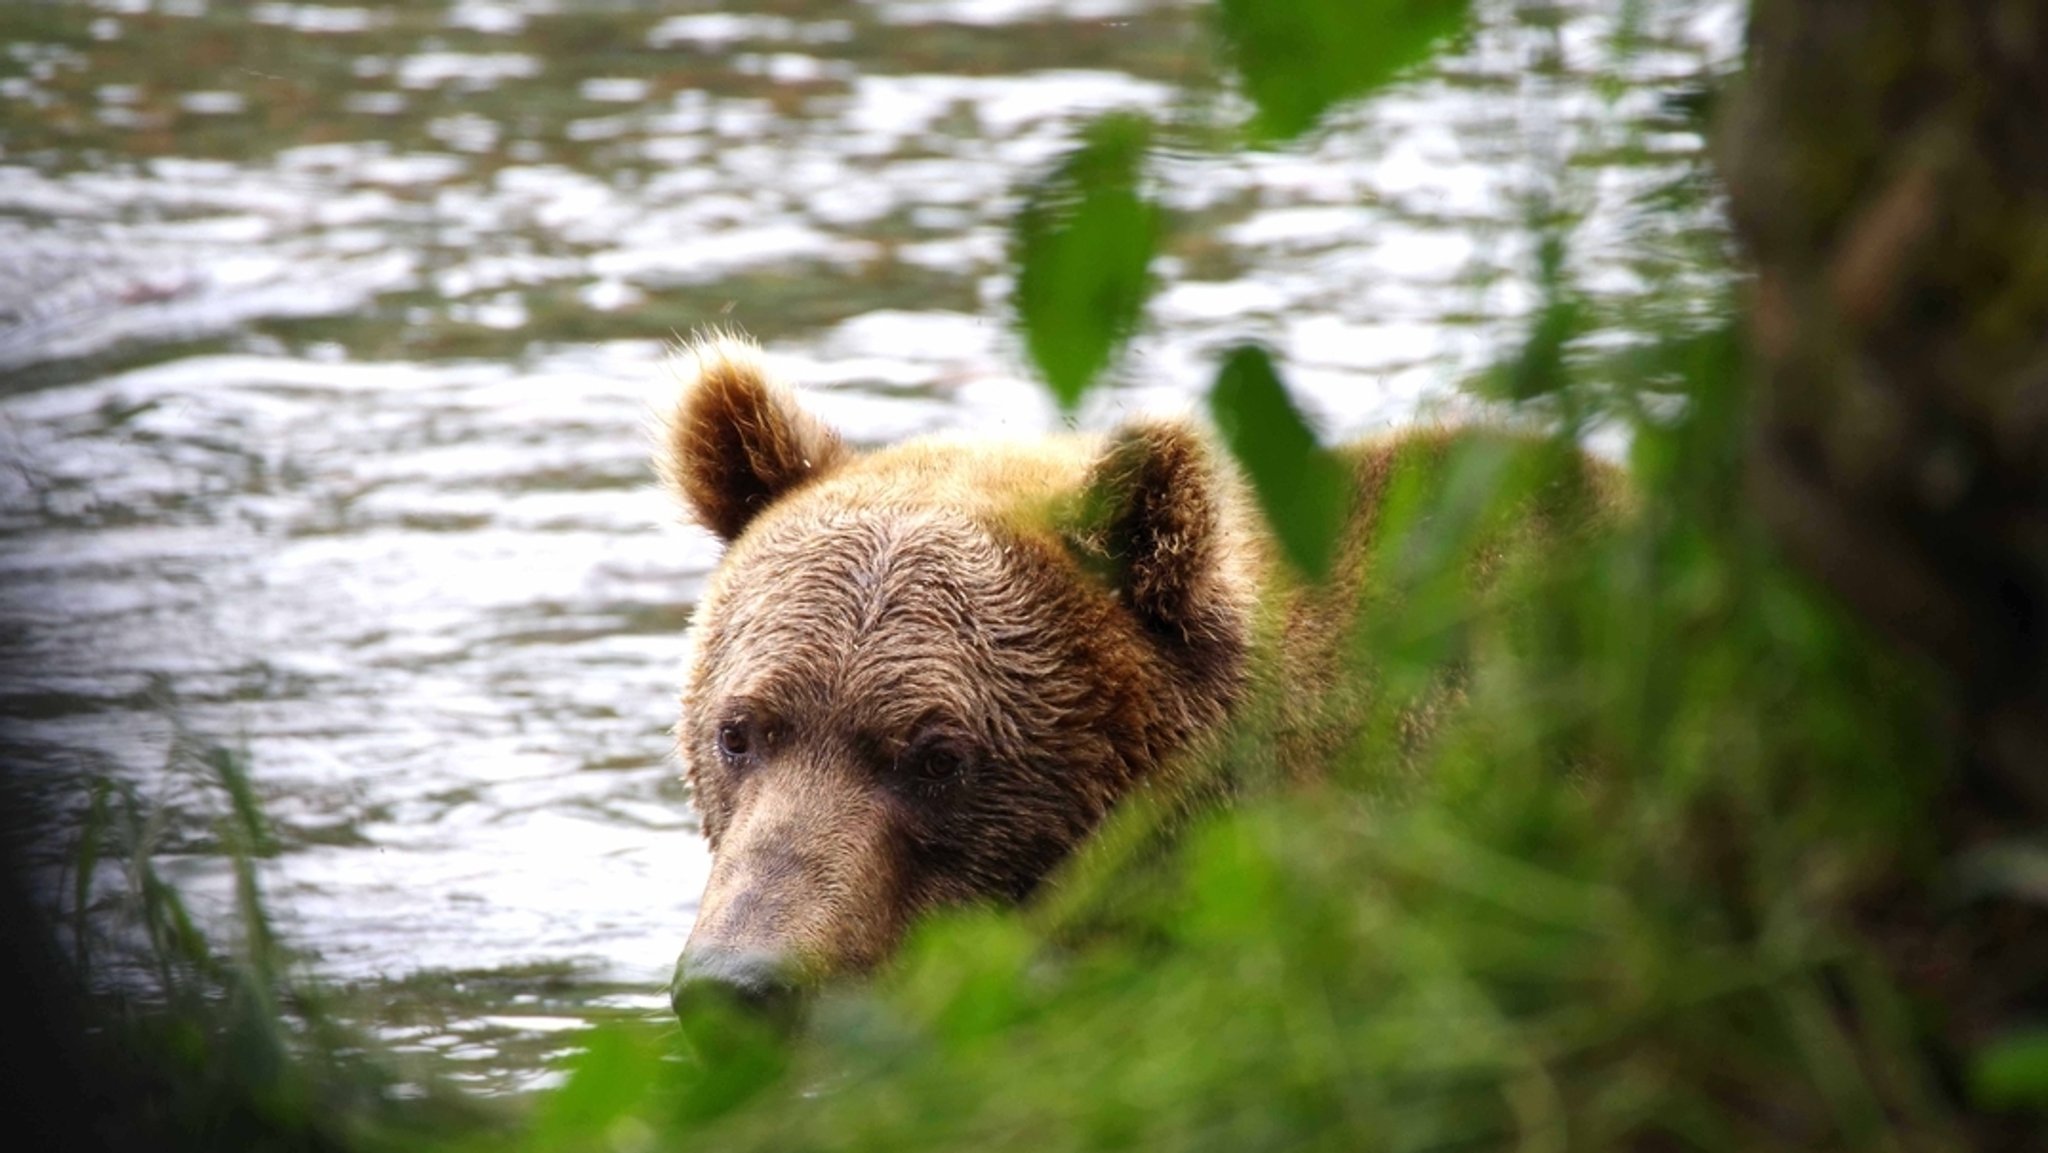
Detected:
left=0, top=0, right=1737, bottom=1094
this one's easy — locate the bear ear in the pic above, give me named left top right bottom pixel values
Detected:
left=660, top=335, right=851, bottom=542
left=1072, top=420, right=1242, bottom=647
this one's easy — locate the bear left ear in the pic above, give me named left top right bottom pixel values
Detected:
left=1072, top=421, right=1246, bottom=649
left=660, top=335, right=851, bottom=542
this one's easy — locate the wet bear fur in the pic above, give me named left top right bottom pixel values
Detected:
left=658, top=334, right=1620, bottom=999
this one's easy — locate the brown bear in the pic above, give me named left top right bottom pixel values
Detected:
left=658, top=335, right=1615, bottom=1012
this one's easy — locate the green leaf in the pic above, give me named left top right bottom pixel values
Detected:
left=1495, top=293, right=1586, bottom=402
left=893, top=910, right=1038, bottom=1047
left=1216, top=0, right=1472, bottom=141
left=208, top=744, right=279, bottom=858
left=1973, top=1030, right=2048, bottom=1109
left=668, top=996, right=792, bottom=1124
left=1486, top=230, right=1587, bottom=402
left=527, top=1024, right=667, bottom=1145
left=1014, top=112, right=1160, bottom=411
left=72, top=777, right=112, bottom=973
left=1208, top=344, right=1349, bottom=580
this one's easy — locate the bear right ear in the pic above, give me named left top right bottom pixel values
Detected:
left=659, top=336, right=851, bottom=542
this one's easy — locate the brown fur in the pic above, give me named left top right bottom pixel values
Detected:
left=658, top=339, right=852, bottom=542
left=658, top=336, right=1623, bottom=992
left=662, top=336, right=1267, bottom=987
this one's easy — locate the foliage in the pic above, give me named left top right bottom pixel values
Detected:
left=1013, top=112, right=1159, bottom=412
left=1215, top=0, right=1473, bottom=141
left=41, top=1, right=2045, bottom=1151
left=1208, top=344, right=1351, bottom=580
left=41, top=736, right=493, bottom=1151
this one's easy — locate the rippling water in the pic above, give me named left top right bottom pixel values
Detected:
left=0, top=0, right=1737, bottom=1094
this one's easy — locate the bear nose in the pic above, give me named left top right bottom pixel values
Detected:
left=670, top=946, right=799, bottom=1020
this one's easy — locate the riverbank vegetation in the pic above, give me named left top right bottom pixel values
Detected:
left=9, top=1, right=2045, bottom=1149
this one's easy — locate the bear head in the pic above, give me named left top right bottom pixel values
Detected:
left=658, top=336, right=1263, bottom=1012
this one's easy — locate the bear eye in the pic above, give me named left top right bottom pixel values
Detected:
left=716, top=718, right=754, bottom=764
left=902, top=736, right=971, bottom=787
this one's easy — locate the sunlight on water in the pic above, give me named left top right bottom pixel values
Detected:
left=0, top=0, right=1738, bottom=1093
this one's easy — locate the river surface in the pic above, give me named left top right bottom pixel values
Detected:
left=0, top=0, right=1737, bottom=1095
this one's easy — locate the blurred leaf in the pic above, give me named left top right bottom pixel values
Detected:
left=1497, top=293, right=1587, bottom=401
left=894, top=910, right=1038, bottom=1046
left=669, top=998, right=791, bottom=1125
left=1217, top=0, right=1472, bottom=141
left=1485, top=231, right=1587, bottom=402
left=207, top=744, right=279, bottom=858
left=1014, top=112, right=1160, bottom=411
left=1208, top=344, right=1349, bottom=580
left=1972, top=1031, right=2048, bottom=1109
left=527, top=1024, right=666, bottom=1146
left=72, top=776, right=112, bottom=973
left=1180, top=815, right=1282, bottom=944
left=1351, top=435, right=1532, bottom=694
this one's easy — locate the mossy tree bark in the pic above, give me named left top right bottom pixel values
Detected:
left=1720, top=0, right=2048, bottom=815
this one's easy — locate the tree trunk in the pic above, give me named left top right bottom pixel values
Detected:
left=1720, top=0, right=2048, bottom=815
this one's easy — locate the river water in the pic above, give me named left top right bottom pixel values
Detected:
left=0, top=0, right=1737, bottom=1094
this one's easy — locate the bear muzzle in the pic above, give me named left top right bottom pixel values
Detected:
left=669, top=944, right=800, bottom=1019
left=672, top=770, right=905, bottom=1014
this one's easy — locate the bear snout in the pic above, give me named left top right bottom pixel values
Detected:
left=669, top=944, right=799, bottom=1020
left=678, top=769, right=907, bottom=997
